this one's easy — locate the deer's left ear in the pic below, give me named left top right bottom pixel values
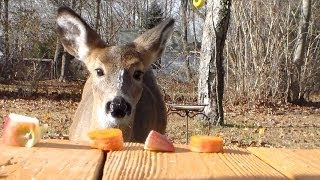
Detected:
left=56, top=6, right=106, bottom=61
left=133, top=18, right=174, bottom=67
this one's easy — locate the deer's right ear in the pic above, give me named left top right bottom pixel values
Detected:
left=56, top=6, right=106, bottom=61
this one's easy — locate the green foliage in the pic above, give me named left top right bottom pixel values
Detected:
left=142, top=1, right=164, bottom=30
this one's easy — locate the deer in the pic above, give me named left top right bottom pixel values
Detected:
left=56, top=7, right=174, bottom=143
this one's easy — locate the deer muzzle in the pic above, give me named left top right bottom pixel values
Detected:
left=106, top=96, right=132, bottom=118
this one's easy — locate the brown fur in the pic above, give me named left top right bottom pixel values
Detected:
left=56, top=7, right=174, bottom=142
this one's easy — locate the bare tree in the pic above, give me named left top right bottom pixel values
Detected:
left=191, top=6, right=198, bottom=49
left=95, top=0, right=101, bottom=33
left=289, top=0, right=312, bottom=102
left=53, top=39, right=62, bottom=78
left=3, top=0, right=9, bottom=62
left=180, top=0, right=193, bottom=80
left=198, top=0, right=231, bottom=125
left=181, top=0, right=188, bottom=51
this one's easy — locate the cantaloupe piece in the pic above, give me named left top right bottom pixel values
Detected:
left=189, top=135, right=223, bottom=153
left=87, top=128, right=124, bottom=151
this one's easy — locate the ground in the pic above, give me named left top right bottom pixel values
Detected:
left=167, top=103, right=320, bottom=148
left=0, top=81, right=319, bottom=148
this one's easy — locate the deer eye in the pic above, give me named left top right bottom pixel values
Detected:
left=95, top=68, right=104, bottom=77
left=133, top=70, right=144, bottom=81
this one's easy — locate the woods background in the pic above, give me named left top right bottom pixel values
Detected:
left=0, top=0, right=319, bottom=106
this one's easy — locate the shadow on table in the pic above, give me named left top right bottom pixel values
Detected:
left=206, top=176, right=287, bottom=180
left=120, top=144, right=190, bottom=153
left=209, top=174, right=320, bottom=179
left=35, top=142, right=91, bottom=150
left=223, top=148, right=251, bottom=155
left=175, top=147, right=190, bottom=153
left=172, top=146, right=251, bottom=155
left=294, top=174, right=320, bottom=180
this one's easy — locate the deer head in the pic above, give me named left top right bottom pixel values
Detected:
left=56, top=7, right=174, bottom=138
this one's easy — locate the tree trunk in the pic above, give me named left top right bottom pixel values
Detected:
left=95, top=0, right=101, bottom=33
left=181, top=0, right=188, bottom=51
left=288, top=0, right=311, bottom=102
left=181, top=0, right=192, bottom=80
left=79, top=0, right=83, bottom=16
left=0, top=1, right=2, bottom=25
left=164, top=0, right=167, bottom=17
left=59, top=50, right=71, bottom=82
left=53, top=39, right=63, bottom=79
left=1, top=0, right=11, bottom=80
left=110, top=0, right=114, bottom=43
left=198, top=0, right=231, bottom=125
left=133, top=1, right=136, bottom=29
left=3, top=0, right=9, bottom=62
left=276, top=2, right=289, bottom=103
left=192, top=7, right=198, bottom=50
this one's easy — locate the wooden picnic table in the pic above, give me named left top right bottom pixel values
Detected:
left=1, top=139, right=319, bottom=179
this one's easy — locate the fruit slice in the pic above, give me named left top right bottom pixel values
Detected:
left=2, top=113, right=43, bottom=148
left=144, top=130, right=175, bottom=152
left=189, top=135, right=223, bottom=153
left=87, top=128, right=124, bottom=151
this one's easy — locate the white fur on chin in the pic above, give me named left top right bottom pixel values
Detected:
left=96, top=106, right=133, bottom=129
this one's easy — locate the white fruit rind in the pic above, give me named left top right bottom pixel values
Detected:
left=144, top=131, right=153, bottom=149
left=9, top=113, right=39, bottom=124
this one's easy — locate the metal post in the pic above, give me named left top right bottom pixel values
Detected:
left=208, top=119, right=211, bottom=135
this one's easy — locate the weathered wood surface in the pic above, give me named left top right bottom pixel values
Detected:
left=0, top=139, right=104, bottom=180
left=103, top=143, right=287, bottom=179
left=248, top=147, right=320, bottom=180
left=2, top=140, right=320, bottom=180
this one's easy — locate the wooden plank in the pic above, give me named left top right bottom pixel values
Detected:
left=248, top=147, right=320, bottom=180
left=103, top=143, right=287, bottom=179
left=0, top=139, right=104, bottom=180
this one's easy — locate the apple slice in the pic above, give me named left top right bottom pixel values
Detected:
left=2, top=113, right=44, bottom=148
left=144, top=130, right=175, bottom=152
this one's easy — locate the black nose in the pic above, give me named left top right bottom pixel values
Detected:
left=106, top=96, right=132, bottom=118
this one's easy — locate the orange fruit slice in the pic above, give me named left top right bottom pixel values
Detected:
left=189, top=135, right=223, bottom=153
left=87, top=128, right=124, bottom=151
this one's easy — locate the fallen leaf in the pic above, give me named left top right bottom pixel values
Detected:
left=43, top=113, right=50, bottom=120
left=258, top=127, right=265, bottom=135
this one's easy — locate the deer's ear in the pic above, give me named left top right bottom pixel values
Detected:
left=56, top=6, right=106, bottom=61
left=133, top=18, right=174, bottom=67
